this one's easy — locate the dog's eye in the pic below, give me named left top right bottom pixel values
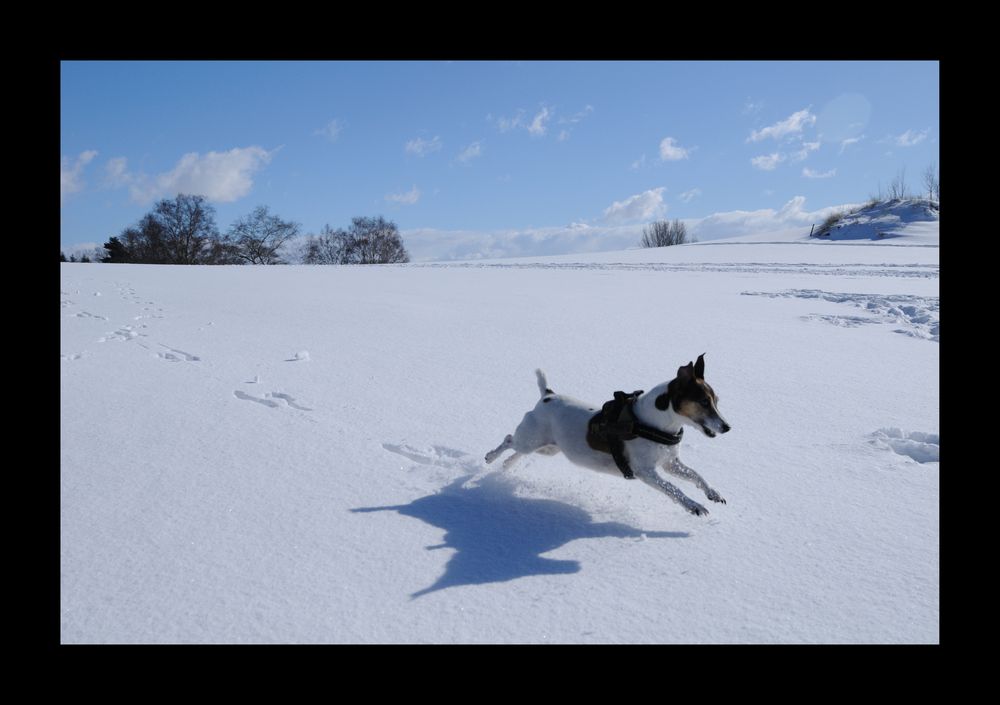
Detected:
left=700, top=399, right=711, bottom=407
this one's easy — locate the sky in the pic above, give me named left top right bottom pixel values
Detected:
left=60, top=61, right=939, bottom=261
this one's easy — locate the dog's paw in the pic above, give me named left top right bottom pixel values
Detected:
left=685, top=501, right=710, bottom=517
left=705, top=488, right=726, bottom=504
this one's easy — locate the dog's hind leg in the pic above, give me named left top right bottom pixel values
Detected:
left=634, top=467, right=709, bottom=516
left=502, top=452, right=525, bottom=469
left=663, top=457, right=726, bottom=504
left=485, top=435, right=514, bottom=464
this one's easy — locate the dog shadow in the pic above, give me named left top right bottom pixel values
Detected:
left=352, top=470, right=688, bottom=599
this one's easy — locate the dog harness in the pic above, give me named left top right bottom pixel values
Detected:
left=586, top=390, right=683, bottom=479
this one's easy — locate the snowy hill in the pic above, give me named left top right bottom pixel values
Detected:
left=811, top=199, right=939, bottom=243
left=60, top=236, right=939, bottom=643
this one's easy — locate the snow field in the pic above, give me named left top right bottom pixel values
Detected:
left=61, top=230, right=939, bottom=643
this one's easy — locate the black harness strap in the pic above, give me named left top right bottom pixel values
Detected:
left=587, top=391, right=683, bottom=479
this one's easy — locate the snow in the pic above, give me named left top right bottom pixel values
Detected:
left=813, top=199, right=939, bottom=243
left=60, top=215, right=938, bottom=643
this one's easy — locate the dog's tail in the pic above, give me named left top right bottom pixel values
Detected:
left=536, top=369, right=554, bottom=398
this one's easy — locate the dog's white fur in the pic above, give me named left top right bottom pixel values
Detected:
left=486, top=369, right=729, bottom=516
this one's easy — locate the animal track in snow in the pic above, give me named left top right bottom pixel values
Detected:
left=742, top=289, right=939, bottom=342
left=156, top=344, right=200, bottom=362
left=233, top=391, right=312, bottom=411
left=418, top=261, right=938, bottom=279
left=71, top=311, right=108, bottom=320
left=61, top=352, right=84, bottom=361
left=268, top=392, right=312, bottom=410
left=98, top=325, right=140, bottom=343
left=871, top=428, right=939, bottom=463
left=382, top=443, right=484, bottom=474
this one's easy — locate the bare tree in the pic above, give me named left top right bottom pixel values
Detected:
left=227, top=206, right=300, bottom=264
left=302, top=224, right=349, bottom=264
left=154, top=194, right=221, bottom=264
left=342, top=216, right=410, bottom=264
left=640, top=219, right=688, bottom=248
left=923, top=163, right=939, bottom=202
left=888, top=168, right=908, bottom=201
left=101, top=194, right=225, bottom=264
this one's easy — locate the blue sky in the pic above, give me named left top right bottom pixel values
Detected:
left=61, top=60, right=939, bottom=260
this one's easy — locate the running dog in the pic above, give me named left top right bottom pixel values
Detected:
left=485, top=355, right=731, bottom=516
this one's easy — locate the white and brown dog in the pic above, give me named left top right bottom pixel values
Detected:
left=485, top=355, right=731, bottom=516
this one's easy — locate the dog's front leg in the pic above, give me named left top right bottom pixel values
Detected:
left=634, top=467, right=709, bottom=516
left=664, top=457, right=727, bottom=504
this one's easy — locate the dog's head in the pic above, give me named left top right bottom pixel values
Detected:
left=654, top=353, right=731, bottom=438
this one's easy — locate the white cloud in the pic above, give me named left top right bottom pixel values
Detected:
left=126, top=146, right=274, bottom=204
left=557, top=129, right=570, bottom=142
left=743, top=99, right=764, bottom=115
left=104, top=156, right=131, bottom=187
left=314, top=119, right=344, bottom=142
left=751, top=153, right=785, bottom=171
left=494, top=109, right=526, bottom=133
left=895, top=128, right=930, bottom=147
left=456, top=141, right=482, bottom=163
left=690, top=196, right=858, bottom=242
left=405, top=136, right=443, bottom=157
left=559, top=105, right=594, bottom=124
left=630, top=155, right=647, bottom=171
left=748, top=109, right=816, bottom=143
left=601, top=187, right=667, bottom=225
left=792, top=141, right=821, bottom=161
left=386, top=185, right=421, bottom=205
left=802, top=167, right=837, bottom=179
left=659, top=137, right=690, bottom=161
left=402, top=222, right=651, bottom=262
left=402, top=196, right=860, bottom=261
left=61, top=150, right=98, bottom=205
left=528, top=106, right=552, bottom=137
left=679, top=188, right=702, bottom=203
left=839, top=135, right=864, bottom=154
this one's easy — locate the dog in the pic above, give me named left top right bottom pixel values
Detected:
left=485, top=354, right=731, bottom=516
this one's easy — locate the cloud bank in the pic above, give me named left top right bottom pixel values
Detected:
left=402, top=196, right=856, bottom=261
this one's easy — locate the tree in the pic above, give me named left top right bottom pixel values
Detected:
left=888, top=168, right=908, bottom=201
left=226, top=206, right=300, bottom=264
left=60, top=251, right=67, bottom=262
left=923, top=163, right=939, bottom=202
left=101, top=194, right=223, bottom=264
left=342, top=216, right=410, bottom=264
left=640, top=219, right=689, bottom=248
left=302, top=224, right=348, bottom=264
left=101, top=236, right=129, bottom=263
left=302, top=217, right=410, bottom=264
left=151, top=194, right=220, bottom=264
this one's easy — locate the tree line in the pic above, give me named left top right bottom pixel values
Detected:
left=61, top=194, right=410, bottom=265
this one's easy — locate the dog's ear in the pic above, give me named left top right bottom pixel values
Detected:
left=694, top=353, right=706, bottom=380
left=676, top=361, right=694, bottom=384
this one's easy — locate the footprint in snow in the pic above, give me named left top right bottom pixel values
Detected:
left=155, top=344, right=200, bottom=362
left=233, top=390, right=312, bottom=411
left=382, top=443, right=484, bottom=474
left=871, top=428, right=939, bottom=463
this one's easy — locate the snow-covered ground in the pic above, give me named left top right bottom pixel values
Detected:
left=60, top=217, right=939, bottom=643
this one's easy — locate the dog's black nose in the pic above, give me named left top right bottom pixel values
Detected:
left=721, top=423, right=731, bottom=433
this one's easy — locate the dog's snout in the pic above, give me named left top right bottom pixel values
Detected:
left=720, top=422, right=731, bottom=434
